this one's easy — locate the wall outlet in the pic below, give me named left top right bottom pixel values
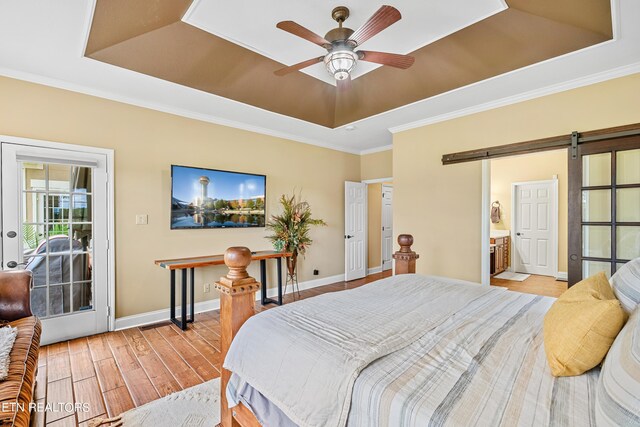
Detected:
left=313, top=269, right=319, bottom=276
left=203, top=283, right=211, bottom=293
left=135, top=214, right=148, bottom=225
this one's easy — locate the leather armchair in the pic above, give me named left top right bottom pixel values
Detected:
left=0, top=270, right=33, bottom=321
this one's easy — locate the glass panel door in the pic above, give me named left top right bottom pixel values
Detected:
left=569, top=139, right=640, bottom=285
left=21, top=163, right=94, bottom=318
left=2, top=143, right=109, bottom=345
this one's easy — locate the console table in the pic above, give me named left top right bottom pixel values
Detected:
left=155, top=250, right=292, bottom=330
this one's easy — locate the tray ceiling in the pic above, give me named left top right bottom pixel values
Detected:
left=1, top=1, right=638, bottom=153
left=85, top=0, right=613, bottom=129
left=182, top=0, right=508, bottom=85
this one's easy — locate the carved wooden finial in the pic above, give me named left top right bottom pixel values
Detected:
left=393, top=234, right=419, bottom=275
left=224, top=246, right=251, bottom=280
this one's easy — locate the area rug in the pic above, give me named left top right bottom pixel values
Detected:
left=89, top=378, right=220, bottom=427
left=494, top=271, right=531, bottom=282
left=0, top=326, right=18, bottom=380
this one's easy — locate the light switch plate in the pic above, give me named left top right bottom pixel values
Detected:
left=136, top=214, right=148, bottom=225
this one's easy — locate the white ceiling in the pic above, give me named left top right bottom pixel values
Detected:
left=183, top=0, right=507, bottom=84
left=0, top=1, right=639, bottom=154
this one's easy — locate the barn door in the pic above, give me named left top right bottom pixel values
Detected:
left=568, top=135, right=640, bottom=285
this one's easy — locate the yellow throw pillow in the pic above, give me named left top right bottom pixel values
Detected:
left=543, top=272, right=627, bottom=377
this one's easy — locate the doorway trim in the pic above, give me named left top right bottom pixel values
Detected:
left=0, top=134, right=116, bottom=331
left=481, top=160, right=491, bottom=285
left=510, top=178, right=559, bottom=278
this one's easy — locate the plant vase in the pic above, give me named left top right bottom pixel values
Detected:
left=285, top=252, right=300, bottom=300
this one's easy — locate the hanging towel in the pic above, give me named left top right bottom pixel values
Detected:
left=491, top=201, right=501, bottom=224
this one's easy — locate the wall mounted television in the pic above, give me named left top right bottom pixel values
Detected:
left=171, top=165, right=266, bottom=229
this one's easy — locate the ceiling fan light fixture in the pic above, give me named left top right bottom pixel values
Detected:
left=324, top=49, right=357, bottom=81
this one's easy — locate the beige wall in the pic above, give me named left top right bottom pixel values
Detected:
left=0, top=76, right=360, bottom=318
left=490, top=150, right=568, bottom=272
left=394, top=73, right=640, bottom=282
left=361, top=149, right=392, bottom=181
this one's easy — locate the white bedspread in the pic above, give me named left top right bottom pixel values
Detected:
left=223, top=274, right=506, bottom=427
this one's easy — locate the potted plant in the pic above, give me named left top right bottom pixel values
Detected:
left=266, top=193, right=327, bottom=281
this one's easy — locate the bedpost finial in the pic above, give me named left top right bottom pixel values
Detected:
left=397, top=234, right=414, bottom=253
left=224, top=246, right=251, bottom=280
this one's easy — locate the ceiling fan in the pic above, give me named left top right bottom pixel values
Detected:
left=274, top=5, right=415, bottom=90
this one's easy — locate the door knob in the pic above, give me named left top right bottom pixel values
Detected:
left=5, top=231, right=16, bottom=238
left=6, top=261, right=26, bottom=269
left=516, top=232, right=522, bottom=236
left=345, top=235, right=354, bottom=239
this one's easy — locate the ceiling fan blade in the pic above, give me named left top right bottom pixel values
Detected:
left=336, top=75, right=351, bottom=92
left=274, top=56, right=324, bottom=76
left=276, top=21, right=331, bottom=48
left=348, top=6, right=401, bottom=47
left=358, top=51, right=415, bottom=69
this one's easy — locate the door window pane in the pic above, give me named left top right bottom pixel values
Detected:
left=22, top=192, right=46, bottom=223
left=48, top=284, right=71, bottom=316
left=22, top=224, right=46, bottom=254
left=47, top=164, right=71, bottom=189
left=48, top=194, right=70, bottom=223
left=583, top=260, right=611, bottom=279
left=24, top=256, right=46, bottom=287
left=583, top=153, right=611, bottom=186
left=72, top=194, right=91, bottom=222
left=21, top=163, right=46, bottom=191
left=616, top=188, right=640, bottom=222
left=73, top=282, right=93, bottom=312
left=617, top=226, right=640, bottom=260
left=72, top=167, right=92, bottom=193
left=617, top=149, right=640, bottom=185
left=582, top=190, right=611, bottom=222
left=582, top=225, right=611, bottom=258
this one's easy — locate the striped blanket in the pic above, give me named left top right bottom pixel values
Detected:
left=347, top=285, right=599, bottom=427
left=225, top=274, right=598, bottom=427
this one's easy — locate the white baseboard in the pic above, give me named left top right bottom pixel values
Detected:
left=114, top=273, right=344, bottom=331
left=367, top=266, right=382, bottom=275
left=555, top=271, right=568, bottom=281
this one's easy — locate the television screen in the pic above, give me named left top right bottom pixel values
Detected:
left=171, top=165, right=266, bottom=229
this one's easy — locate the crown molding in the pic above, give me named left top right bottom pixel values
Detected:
left=0, top=65, right=363, bottom=156
left=389, top=61, right=640, bottom=134
left=359, top=145, right=393, bottom=155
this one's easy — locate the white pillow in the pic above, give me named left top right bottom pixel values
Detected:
left=0, top=326, right=17, bottom=381
left=610, top=257, right=640, bottom=314
left=595, top=306, right=640, bottom=426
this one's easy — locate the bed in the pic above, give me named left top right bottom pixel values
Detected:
left=213, top=238, right=619, bottom=427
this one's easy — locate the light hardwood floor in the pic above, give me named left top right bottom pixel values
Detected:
left=35, top=270, right=392, bottom=426
left=491, top=273, right=567, bottom=298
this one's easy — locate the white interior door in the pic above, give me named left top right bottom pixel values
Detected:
left=512, top=180, right=557, bottom=276
left=1, top=143, right=110, bottom=344
left=381, top=185, right=393, bottom=271
left=345, top=181, right=367, bottom=281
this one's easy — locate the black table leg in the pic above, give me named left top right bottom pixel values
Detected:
left=189, top=268, right=195, bottom=323
left=261, top=257, right=284, bottom=306
left=170, top=270, right=176, bottom=322
left=180, top=269, right=187, bottom=330
left=260, top=259, right=268, bottom=305
left=277, top=257, right=283, bottom=305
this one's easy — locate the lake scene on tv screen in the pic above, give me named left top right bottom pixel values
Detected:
left=171, top=166, right=266, bottom=229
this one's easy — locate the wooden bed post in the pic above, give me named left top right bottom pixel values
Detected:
left=393, top=234, right=419, bottom=274
left=215, top=247, right=260, bottom=427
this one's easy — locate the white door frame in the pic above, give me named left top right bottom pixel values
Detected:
left=0, top=135, right=115, bottom=332
left=362, top=177, right=393, bottom=275
left=510, top=179, right=559, bottom=277
left=381, top=184, right=393, bottom=272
